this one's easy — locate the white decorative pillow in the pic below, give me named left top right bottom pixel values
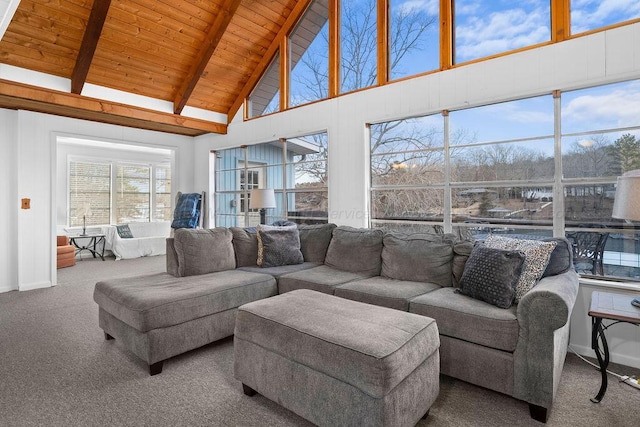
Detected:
left=484, top=235, right=557, bottom=302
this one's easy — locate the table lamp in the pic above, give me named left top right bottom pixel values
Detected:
left=79, top=202, right=92, bottom=236
left=249, top=189, right=276, bottom=225
left=612, top=170, right=640, bottom=308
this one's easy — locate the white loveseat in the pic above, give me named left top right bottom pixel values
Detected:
left=101, top=222, right=171, bottom=260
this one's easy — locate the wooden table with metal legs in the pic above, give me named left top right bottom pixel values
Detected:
left=588, top=291, right=640, bottom=403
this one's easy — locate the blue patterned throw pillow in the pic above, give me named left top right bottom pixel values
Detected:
left=457, top=244, right=525, bottom=309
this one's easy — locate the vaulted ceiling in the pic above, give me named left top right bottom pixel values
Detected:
left=0, top=0, right=311, bottom=136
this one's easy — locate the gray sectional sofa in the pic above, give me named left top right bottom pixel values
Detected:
left=94, top=223, right=579, bottom=423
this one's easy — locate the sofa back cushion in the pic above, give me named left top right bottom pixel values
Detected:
left=298, top=223, right=337, bottom=263
left=174, top=228, right=235, bottom=277
left=230, top=227, right=258, bottom=267
left=381, top=232, right=454, bottom=286
left=324, top=226, right=384, bottom=275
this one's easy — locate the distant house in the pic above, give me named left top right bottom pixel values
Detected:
left=523, top=188, right=553, bottom=201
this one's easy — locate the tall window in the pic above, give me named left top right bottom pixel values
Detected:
left=562, top=81, right=640, bottom=278
left=450, top=96, right=555, bottom=237
left=289, top=0, right=330, bottom=107
left=389, top=0, right=439, bottom=80
left=454, top=0, right=551, bottom=64
left=155, top=165, right=172, bottom=221
left=341, top=0, right=378, bottom=93
left=248, top=53, right=280, bottom=118
left=286, top=132, right=328, bottom=224
left=215, top=133, right=328, bottom=227
left=370, top=79, right=640, bottom=281
left=116, top=164, right=151, bottom=223
left=69, top=161, right=111, bottom=226
left=370, top=115, right=445, bottom=233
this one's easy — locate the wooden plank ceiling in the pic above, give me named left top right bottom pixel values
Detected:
left=0, top=0, right=304, bottom=136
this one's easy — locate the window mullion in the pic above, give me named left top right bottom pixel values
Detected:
left=553, top=90, right=565, bottom=237
left=443, top=110, right=452, bottom=233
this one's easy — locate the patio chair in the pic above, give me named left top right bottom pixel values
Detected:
left=566, top=225, right=609, bottom=275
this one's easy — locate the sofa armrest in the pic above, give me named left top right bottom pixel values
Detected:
left=513, top=270, right=579, bottom=409
left=166, top=238, right=180, bottom=277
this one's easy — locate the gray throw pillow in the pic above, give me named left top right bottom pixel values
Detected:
left=457, top=245, right=525, bottom=309
left=325, top=226, right=384, bottom=275
left=484, top=235, right=557, bottom=302
left=381, top=232, right=453, bottom=286
left=173, top=228, right=236, bottom=277
left=257, top=225, right=303, bottom=268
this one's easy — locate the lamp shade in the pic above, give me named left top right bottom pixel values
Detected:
left=249, top=188, right=276, bottom=209
left=612, top=170, right=640, bottom=221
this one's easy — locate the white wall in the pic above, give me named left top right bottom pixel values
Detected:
left=1, top=110, right=195, bottom=293
left=196, top=23, right=640, bottom=369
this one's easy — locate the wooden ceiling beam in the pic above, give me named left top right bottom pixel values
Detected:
left=0, top=79, right=227, bottom=136
left=228, top=0, right=313, bottom=122
left=71, top=0, right=112, bottom=94
left=173, top=0, right=242, bottom=115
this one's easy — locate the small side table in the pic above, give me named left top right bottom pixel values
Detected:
left=588, top=291, right=640, bottom=403
left=69, top=234, right=106, bottom=261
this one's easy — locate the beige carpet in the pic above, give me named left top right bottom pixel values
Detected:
left=1, top=255, right=638, bottom=426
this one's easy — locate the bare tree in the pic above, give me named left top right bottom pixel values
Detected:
left=292, top=1, right=439, bottom=207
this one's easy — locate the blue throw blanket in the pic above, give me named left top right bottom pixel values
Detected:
left=171, top=193, right=201, bottom=229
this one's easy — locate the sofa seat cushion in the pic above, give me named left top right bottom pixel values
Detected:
left=93, top=270, right=277, bottom=332
left=278, top=265, right=373, bottom=294
left=235, top=289, right=440, bottom=398
left=238, top=261, right=320, bottom=279
left=409, top=287, right=519, bottom=352
left=335, top=276, right=441, bottom=311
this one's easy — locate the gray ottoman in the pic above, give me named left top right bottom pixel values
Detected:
left=94, top=270, right=277, bottom=375
left=234, top=289, right=440, bottom=426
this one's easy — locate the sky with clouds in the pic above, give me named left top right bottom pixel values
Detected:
left=571, top=0, right=640, bottom=34
left=452, top=0, right=639, bottom=62
left=454, top=1, right=550, bottom=62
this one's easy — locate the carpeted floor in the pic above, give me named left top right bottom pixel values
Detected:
left=1, top=256, right=639, bottom=426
